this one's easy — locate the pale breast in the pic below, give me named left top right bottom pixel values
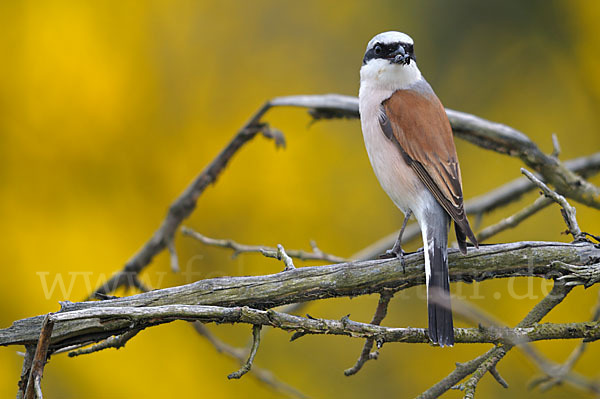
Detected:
left=359, top=93, right=426, bottom=214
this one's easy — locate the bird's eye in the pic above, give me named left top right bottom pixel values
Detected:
left=374, top=44, right=382, bottom=55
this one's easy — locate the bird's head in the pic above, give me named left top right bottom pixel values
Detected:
left=363, top=31, right=416, bottom=66
left=360, top=31, right=421, bottom=90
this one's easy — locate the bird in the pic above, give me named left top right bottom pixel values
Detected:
left=358, top=31, right=478, bottom=346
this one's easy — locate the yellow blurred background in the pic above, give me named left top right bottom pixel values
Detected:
left=1, top=0, right=600, bottom=397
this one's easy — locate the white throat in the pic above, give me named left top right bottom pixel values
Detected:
left=359, top=59, right=422, bottom=95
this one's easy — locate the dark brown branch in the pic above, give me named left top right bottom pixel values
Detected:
left=24, top=314, right=54, bottom=399
left=227, top=324, right=262, bottom=379
left=16, top=345, right=35, bottom=399
left=344, top=289, right=394, bottom=376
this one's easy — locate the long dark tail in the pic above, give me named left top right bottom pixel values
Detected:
left=423, top=211, right=454, bottom=346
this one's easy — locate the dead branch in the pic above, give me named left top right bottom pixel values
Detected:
left=445, top=286, right=600, bottom=397
left=227, top=324, right=262, bottom=379
left=476, top=196, right=552, bottom=242
left=530, top=287, right=600, bottom=392
left=89, top=102, right=281, bottom=298
left=351, top=153, right=600, bottom=259
left=67, top=328, right=142, bottom=357
left=3, top=241, right=598, bottom=348
left=418, top=282, right=574, bottom=398
left=16, top=346, right=35, bottom=399
left=521, top=168, right=583, bottom=240
left=344, top=289, right=394, bottom=376
left=3, top=304, right=600, bottom=357
left=7, top=93, right=600, bottom=398
left=23, top=314, right=54, bottom=399
left=270, top=94, right=600, bottom=209
left=88, top=93, right=600, bottom=300
left=192, top=323, right=306, bottom=398
left=181, top=227, right=346, bottom=263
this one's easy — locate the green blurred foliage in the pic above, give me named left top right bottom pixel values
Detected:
left=1, top=0, right=599, bottom=397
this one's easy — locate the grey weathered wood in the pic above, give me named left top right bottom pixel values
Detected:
left=1, top=241, right=598, bottom=349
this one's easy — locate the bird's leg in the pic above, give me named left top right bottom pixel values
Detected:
left=382, top=210, right=412, bottom=272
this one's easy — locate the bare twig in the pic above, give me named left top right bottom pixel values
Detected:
left=418, top=282, right=573, bottom=399
left=262, top=244, right=296, bottom=271
left=227, top=324, right=262, bottom=379
left=182, top=227, right=345, bottom=263
left=521, top=168, right=583, bottom=239
left=462, top=349, right=506, bottom=399
left=24, top=314, right=54, bottom=399
left=68, top=328, right=143, bottom=357
left=530, top=287, right=600, bottom=392
left=551, top=133, right=561, bottom=158
left=89, top=102, right=280, bottom=298
left=465, top=152, right=600, bottom=218
left=476, top=196, right=552, bottom=243
left=446, top=287, right=599, bottom=397
left=167, top=240, right=179, bottom=273
left=353, top=152, right=600, bottom=260
left=193, top=323, right=305, bottom=398
left=344, top=289, right=394, bottom=376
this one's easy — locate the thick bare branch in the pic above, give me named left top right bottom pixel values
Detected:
left=3, top=241, right=599, bottom=348
left=270, top=94, right=600, bottom=209
left=4, top=304, right=600, bottom=357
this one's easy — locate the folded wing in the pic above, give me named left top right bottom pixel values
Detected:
left=379, top=89, right=478, bottom=253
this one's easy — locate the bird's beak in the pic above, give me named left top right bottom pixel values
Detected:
left=389, top=47, right=411, bottom=65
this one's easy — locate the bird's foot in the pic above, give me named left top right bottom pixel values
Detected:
left=380, top=248, right=407, bottom=273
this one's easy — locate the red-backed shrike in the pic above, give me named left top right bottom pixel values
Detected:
left=358, top=31, right=478, bottom=346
